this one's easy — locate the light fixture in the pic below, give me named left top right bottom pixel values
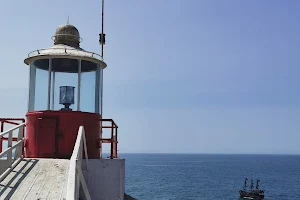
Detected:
left=59, top=86, right=75, bottom=110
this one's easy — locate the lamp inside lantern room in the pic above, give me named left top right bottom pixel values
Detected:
left=59, top=86, right=75, bottom=110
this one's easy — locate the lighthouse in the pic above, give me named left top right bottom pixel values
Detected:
left=24, top=23, right=106, bottom=159
left=0, top=23, right=125, bottom=200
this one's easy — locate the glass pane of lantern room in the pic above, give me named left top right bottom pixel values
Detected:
left=99, top=65, right=103, bottom=115
left=32, top=59, right=49, bottom=111
left=50, top=58, right=78, bottom=111
left=80, top=60, right=96, bottom=113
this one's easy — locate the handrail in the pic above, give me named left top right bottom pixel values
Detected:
left=0, top=118, right=25, bottom=154
left=100, top=119, right=118, bottom=158
left=28, top=48, right=103, bottom=61
left=0, top=123, right=25, bottom=182
left=66, top=126, right=91, bottom=200
left=0, top=123, right=25, bottom=137
left=0, top=139, right=24, bottom=158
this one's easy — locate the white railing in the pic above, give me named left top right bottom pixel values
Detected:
left=28, top=48, right=103, bottom=61
left=66, top=126, right=91, bottom=200
left=0, top=123, right=25, bottom=182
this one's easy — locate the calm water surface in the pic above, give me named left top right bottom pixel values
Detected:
left=121, top=154, right=300, bottom=200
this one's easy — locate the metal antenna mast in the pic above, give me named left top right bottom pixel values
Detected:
left=99, top=0, right=105, bottom=115
left=100, top=0, right=105, bottom=59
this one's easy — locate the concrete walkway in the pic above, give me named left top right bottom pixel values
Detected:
left=0, top=158, right=70, bottom=200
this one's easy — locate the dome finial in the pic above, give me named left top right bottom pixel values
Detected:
left=53, top=23, right=81, bottom=47
left=67, top=16, right=69, bottom=24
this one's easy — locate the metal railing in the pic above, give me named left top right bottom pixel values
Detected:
left=0, top=123, right=25, bottom=182
left=100, top=119, right=118, bottom=159
left=66, top=126, right=91, bottom=200
left=28, top=48, right=103, bottom=61
left=0, top=118, right=25, bottom=153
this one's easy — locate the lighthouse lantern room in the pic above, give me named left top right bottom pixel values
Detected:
left=24, top=24, right=107, bottom=159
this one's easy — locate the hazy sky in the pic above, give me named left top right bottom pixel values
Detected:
left=0, top=0, right=299, bottom=154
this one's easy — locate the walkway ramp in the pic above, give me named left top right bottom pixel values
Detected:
left=0, top=123, right=92, bottom=200
left=0, top=158, right=70, bottom=200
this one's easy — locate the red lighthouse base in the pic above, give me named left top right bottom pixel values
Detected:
left=25, top=110, right=101, bottom=159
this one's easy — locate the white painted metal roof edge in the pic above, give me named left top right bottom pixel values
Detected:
left=24, top=44, right=107, bottom=68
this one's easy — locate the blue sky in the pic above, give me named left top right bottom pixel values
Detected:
left=0, top=0, right=299, bottom=154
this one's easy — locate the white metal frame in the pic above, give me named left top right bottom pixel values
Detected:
left=95, top=65, right=100, bottom=113
left=101, top=67, right=103, bottom=115
left=77, top=59, right=82, bottom=111
left=0, top=123, right=25, bottom=182
left=51, top=70, right=56, bottom=110
left=27, top=48, right=105, bottom=64
left=28, top=63, right=36, bottom=111
left=66, top=126, right=91, bottom=200
left=47, top=58, right=52, bottom=110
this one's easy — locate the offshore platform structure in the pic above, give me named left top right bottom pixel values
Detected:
left=0, top=2, right=125, bottom=199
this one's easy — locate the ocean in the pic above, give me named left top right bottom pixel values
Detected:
left=121, top=154, right=300, bottom=200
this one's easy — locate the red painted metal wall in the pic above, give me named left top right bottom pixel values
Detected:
left=25, top=111, right=101, bottom=159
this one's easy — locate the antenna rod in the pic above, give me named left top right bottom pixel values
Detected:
left=101, top=0, right=104, bottom=59
left=100, top=0, right=105, bottom=116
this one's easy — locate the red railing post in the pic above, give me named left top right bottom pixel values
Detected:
left=115, top=125, right=118, bottom=158
left=100, top=119, right=118, bottom=159
left=110, top=121, right=114, bottom=159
